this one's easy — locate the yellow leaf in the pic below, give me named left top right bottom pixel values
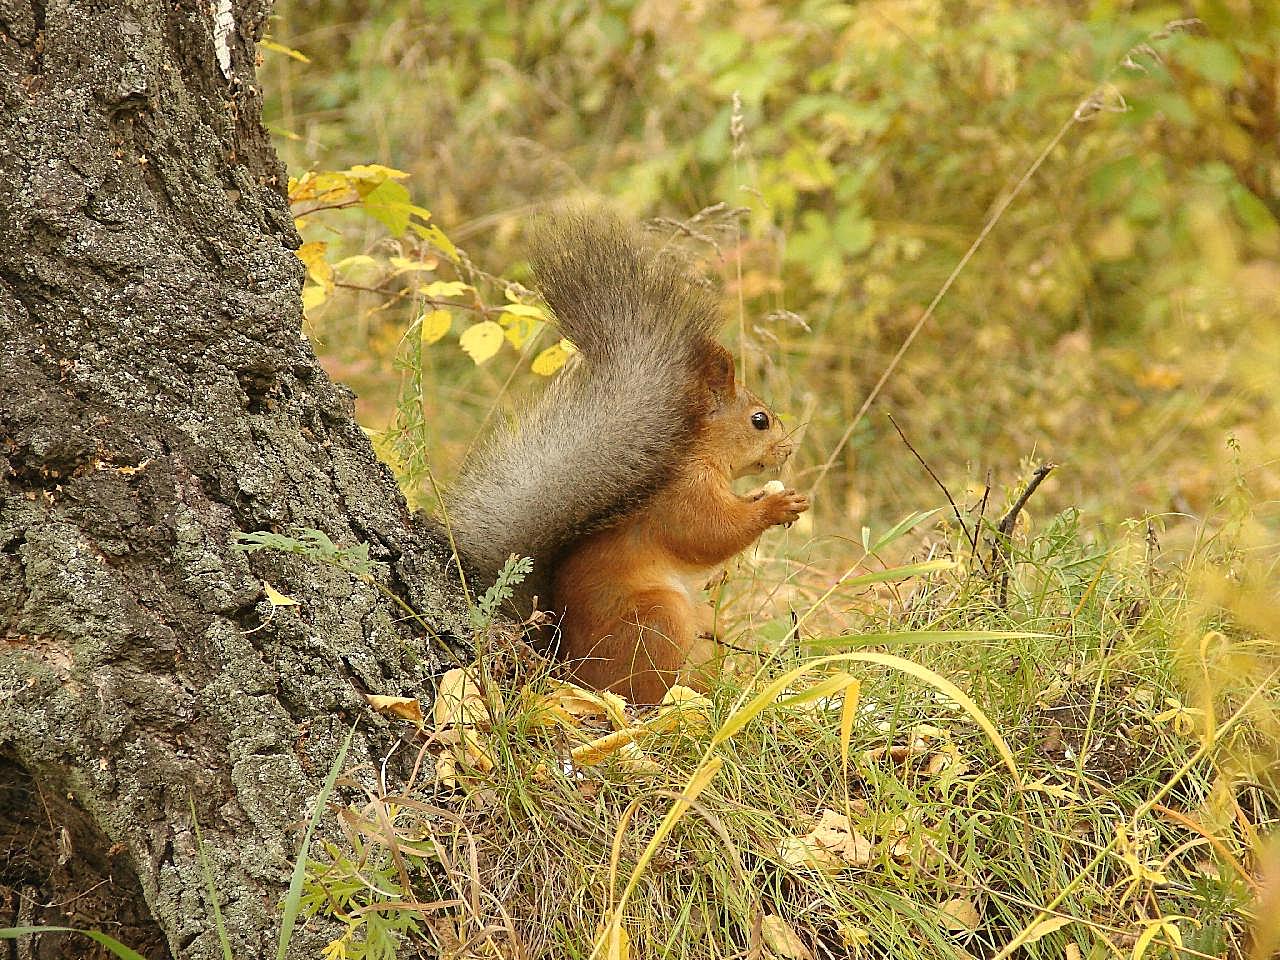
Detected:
left=301, top=285, right=327, bottom=311
left=459, top=321, right=504, bottom=364
left=434, top=727, right=494, bottom=787
left=1018, top=915, right=1075, bottom=945
left=295, top=241, right=334, bottom=291
left=761, top=915, right=813, bottom=960
left=259, top=36, right=311, bottom=63
left=596, top=921, right=629, bottom=960
left=503, top=314, right=540, bottom=349
left=334, top=254, right=380, bottom=281
left=433, top=668, right=496, bottom=729
left=530, top=680, right=631, bottom=730
left=531, top=341, right=571, bottom=375
left=995, top=913, right=1080, bottom=959
left=571, top=727, right=645, bottom=766
left=419, top=309, right=452, bottom=344
left=500, top=302, right=546, bottom=320
left=779, top=808, right=872, bottom=871
left=262, top=582, right=298, bottom=607
left=1132, top=919, right=1182, bottom=960
left=643, top=685, right=712, bottom=735
left=365, top=694, right=425, bottom=730
left=778, top=835, right=844, bottom=872
left=422, top=280, right=473, bottom=298
left=389, top=255, right=439, bottom=273
left=343, top=163, right=409, bottom=182
left=940, top=897, right=980, bottom=932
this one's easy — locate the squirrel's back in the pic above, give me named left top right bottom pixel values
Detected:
left=446, top=210, right=722, bottom=598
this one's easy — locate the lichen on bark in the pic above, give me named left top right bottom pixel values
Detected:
left=0, top=1, right=467, bottom=957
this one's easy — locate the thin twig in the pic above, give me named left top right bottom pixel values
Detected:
left=808, top=19, right=1202, bottom=494
left=994, top=463, right=1056, bottom=608
left=975, top=470, right=992, bottom=573
left=886, top=413, right=976, bottom=554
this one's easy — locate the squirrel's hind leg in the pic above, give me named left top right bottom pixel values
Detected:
left=568, top=588, right=697, bottom=706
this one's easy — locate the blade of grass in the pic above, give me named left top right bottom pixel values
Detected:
left=801, top=629, right=1049, bottom=651
left=190, top=797, right=235, bottom=960
left=0, top=927, right=147, bottom=960
left=277, top=720, right=359, bottom=960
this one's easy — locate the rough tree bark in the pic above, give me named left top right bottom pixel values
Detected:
left=0, top=1, right=467, bottom=957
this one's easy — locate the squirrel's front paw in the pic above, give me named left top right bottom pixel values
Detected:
left=761, top=489, right=809, bottom=526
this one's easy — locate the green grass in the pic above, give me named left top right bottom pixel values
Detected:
left=298, top=491, right=1278, bottom=960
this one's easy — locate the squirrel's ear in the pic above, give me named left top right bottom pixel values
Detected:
left=700, top=342, right=737, bottom=404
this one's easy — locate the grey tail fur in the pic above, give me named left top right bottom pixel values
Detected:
left=445, top=208, right=721, bottom=600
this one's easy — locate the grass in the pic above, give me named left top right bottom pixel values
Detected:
left=298, top=485, right=1278, bottom=960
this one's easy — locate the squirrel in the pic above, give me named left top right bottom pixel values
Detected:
left=446, top=210, right=809, bottom=704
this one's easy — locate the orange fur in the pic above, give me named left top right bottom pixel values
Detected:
left=552, top=372, right=809, bottom=704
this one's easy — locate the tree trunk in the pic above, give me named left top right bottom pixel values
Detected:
left=0, top=2, right=466, bottom=957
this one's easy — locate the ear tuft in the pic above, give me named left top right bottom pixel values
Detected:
left=699, top=341, right=736, bottom=404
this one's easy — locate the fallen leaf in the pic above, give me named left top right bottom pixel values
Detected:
left=940, top=897, right=980, bottom=932
left=365, top=694, right=424, bottom=729
left=262, top=581, right=298, bottom=607
left=528, top=681, right=630, bottom=730
left=810, top=809, right=873, bottom=866
left=644, top=685, right=713, bottom=735
left=434, top=727, right=494, bottom=787
left=570, top=727, right=645, bottom=766
left=433, top=668, right=495, bottom=729
left=778, top=835, right=843, bottom=871
left=779, top=809, right=873, bottom=871
left=761, top=915, right=813, bottom=960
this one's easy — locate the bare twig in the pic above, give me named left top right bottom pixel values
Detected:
left=886, top=413, right=976, bottom=555
left=808, top=18, right=1202, bottom=495
left=993, top=463, right=1056, bottom=609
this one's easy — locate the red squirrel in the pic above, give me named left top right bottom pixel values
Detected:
left=448, top=209, right=809, bottom=703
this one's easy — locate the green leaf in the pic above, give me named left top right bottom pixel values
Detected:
left=358, top=178, right=413, bottom=236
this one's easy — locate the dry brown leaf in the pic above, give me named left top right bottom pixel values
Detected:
left=365, top=694, right=424, bottom=729
left=761, top=915, right=814, bottom=960
left=530, top=680, right=630, bottom=730
left=571, top=727, right=646, bottom=766
left=811, top=809, right=873, bottom=866
left=940, top=897, right=980, bottom=932
left=644, top=684, right=712, bottom=735
left=1064, top=943, right=1081, bottom=960
left=434, top=727, right=494, bottom=787
left=433, top=668, right=495, bottom=729
left=780, top=808, right=873, bottom=871
left=778, top=835, right=843, bottom=871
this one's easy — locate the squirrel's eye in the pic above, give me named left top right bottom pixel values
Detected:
left=750, top=411, right=770, bottom=430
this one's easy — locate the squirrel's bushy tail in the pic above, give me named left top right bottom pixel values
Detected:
left=446, top=208, right=721, bottom=597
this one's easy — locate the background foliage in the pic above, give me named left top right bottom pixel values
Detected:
left=266, top=0, right=1278, bottom=539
